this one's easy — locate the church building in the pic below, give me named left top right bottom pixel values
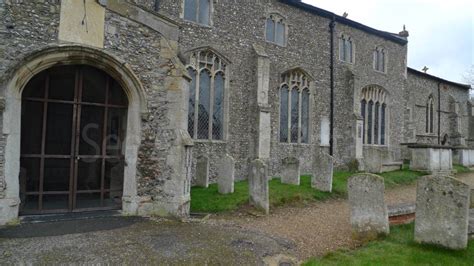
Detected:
left=0, top=0, right=471, bottom=225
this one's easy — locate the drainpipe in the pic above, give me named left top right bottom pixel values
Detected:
left=329, top=16, right=336, bottom=156
left=438, top=82, right=441, bottom=144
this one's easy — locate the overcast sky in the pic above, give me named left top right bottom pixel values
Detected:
left=303, top=0, right=474, bottom=84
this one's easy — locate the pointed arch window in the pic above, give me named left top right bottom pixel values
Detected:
left=279, top=70, right=311, bottom=144
left=186, top=49, right=227, bottom=140
left=374, top=47, right=386, bottom=73
left=184, top=0, right=211, bottom=25
left=426, top=95, right=434, bottom=134
left=266, top=13, right=287, bottom=46
left=339, top=34, right=354, bottom=63
left=361, top=86, right=388, bottom=145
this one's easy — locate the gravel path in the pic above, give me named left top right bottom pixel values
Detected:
left=210, top=183, right=419, bottom=260
left=0, top=217, right=296, bottom=265
left=4, top=175, right=467, bottom=263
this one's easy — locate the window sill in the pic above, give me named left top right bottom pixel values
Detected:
left=193, top=139, right=226, bottom=144
left=416, top=133, right=437, bottom=137
left=363, top=144, right=388, bottom=147
left=265, top=40, right=287, bottom=48
left=279, top=142, right=312, bottom=146
left=182, top=19, right=212, bottom=29
left=338, top=59, right=354, bottom=65
left=373, top=69, right=387, bottom=75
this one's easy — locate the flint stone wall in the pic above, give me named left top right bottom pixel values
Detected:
left=415, top=175, right=471, bottom=250
left=249, top=159, right=269, bottom=214
left=0, top=1, right=192, bottom=220
left=348, top=173, right=389, bottom=241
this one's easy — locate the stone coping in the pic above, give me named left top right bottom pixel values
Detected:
left=388, top=203, right=415, bottom=217
left=406, top=144, right=457, bottom=149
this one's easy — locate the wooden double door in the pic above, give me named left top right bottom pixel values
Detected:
left=19, top=65, right=128, bottom=214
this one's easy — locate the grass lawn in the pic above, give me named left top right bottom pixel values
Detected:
left=304, top=223, right=474, bottom=266
left=190, top=167, right=426, bottom=213
left=454, top=164, right=471, bottom=174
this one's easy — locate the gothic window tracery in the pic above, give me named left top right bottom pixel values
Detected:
left=280, top=69, right=311, bottom=144
left=339, top=34, right=354, bottom=63
left=187, top=49, right=227, bottom=140
left=360, top=85, right=387, bottom=145
left=426, top=95, right=434, bottom=134
left=266, top=13, right=287, bottom=46
left=374, top=47, right=386, bottom=72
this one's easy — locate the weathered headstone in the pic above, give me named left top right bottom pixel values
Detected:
left=348, top=173, right=389, bottom=241
left=312, top=152, right=333, bottom=192
left=281, top=157, right=300, bottom=185
left=195, top=156, right=209, bottom=188
left=414, top=175, right=471, bottom=250
left=249, top=159, right=269, bottom=214
left=217, top=154, right=235, bottom=194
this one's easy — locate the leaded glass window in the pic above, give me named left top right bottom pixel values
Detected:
left=381, top=104, right=386, bottom=145
left=426, top=96, right=434, bottom=134
left=374, top=47, right=386, bottom=72
left=187, top=49, right=227, bottom=140
left=301, top=89, right=310, bottom=143
left=361, top=86, right=388, bottom=145
left=213, top=72, right=224, bottom=140
left=198, top=70, right=211, bottom=139
left=339, top=35, right=354, bottom=63
left=266, top=14, right=286, bottom=46
left=291, top=88, right=299, bottom=143
left=374, top=102, right=380, bottom=145
left=361, top=99, right=366, bottom=144
left=279, top=69, right=311, bottom=144
left=368, top=101, right=373, bottom=144
left=184, top=0, right=210, bottom=25
left=280, top=86, right=289, bottom=142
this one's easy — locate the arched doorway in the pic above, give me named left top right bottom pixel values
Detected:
left=19, top=65, right=128, bottom=214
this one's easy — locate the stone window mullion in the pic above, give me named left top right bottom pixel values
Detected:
left=195, top=0, right=200, bottom=22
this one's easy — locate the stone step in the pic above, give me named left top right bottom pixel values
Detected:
left=381, top=162, right=403, bottom=173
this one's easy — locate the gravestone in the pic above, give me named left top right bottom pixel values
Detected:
left=312, top=152, right=333, bottom=192
left=217, top=154, right=235, bottom=194
left=249, top=159, right=269, bottom=214
left=281, top=157, right=300, bottom=185
left=414, top=175, right=471, bottom=250
left=348, top=173, right=389, bottom=241
left=195, top=156, right=209, bottom=188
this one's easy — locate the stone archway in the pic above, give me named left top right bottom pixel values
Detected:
left=0, top=45, right=147, bottom=223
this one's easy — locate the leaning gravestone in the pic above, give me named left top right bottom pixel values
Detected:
left=281, top=157, right=300, bottom=185
left=195, top=156, right=209, bottom=188
left=217, top=154, right=235, bottom=194
left=312, top=152, right=334, bottom=192
left=249, top=159, right=269, bottom=214
left=348, top=173, right=389, bottom=241
left=414, top=175, right=471, bottom=250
